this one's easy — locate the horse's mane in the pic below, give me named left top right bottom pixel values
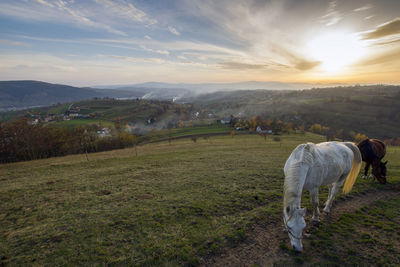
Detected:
left=283, top=143, right=314, bottom=211
left=357, top=139, right=378, bottom=161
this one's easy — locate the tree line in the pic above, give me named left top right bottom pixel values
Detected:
left=0, top=118, right=137, bottom=163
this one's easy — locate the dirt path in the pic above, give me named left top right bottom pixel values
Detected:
left=201, top=184, right=400, bottom=267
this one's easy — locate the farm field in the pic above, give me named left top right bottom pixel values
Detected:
left=0, top=133, right=399, bottom=266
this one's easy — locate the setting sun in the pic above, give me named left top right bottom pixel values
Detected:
left=307, top=31, right=367, bottom=74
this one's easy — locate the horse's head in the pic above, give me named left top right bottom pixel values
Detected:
left=284, top=206, right=306, bottom=252
left=372, top=160, right=387, bottom=184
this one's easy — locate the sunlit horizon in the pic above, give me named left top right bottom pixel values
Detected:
left=1, top=0, right=400, bottom=87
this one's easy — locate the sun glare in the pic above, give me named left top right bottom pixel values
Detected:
left=307, top=31, right=366, bottom=74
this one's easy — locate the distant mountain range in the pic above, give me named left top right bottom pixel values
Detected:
left=0, top=80, right=359, bottom=112
left=92, top=81, right=347, bottom=104
left=0, top=80, right=142, bottom=111
left=93, top=81, right=342, bottom=91
left=0, top=80, right=318, bottom=111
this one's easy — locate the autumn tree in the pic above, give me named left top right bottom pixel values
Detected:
left=354, top=133, right=368, bottom=143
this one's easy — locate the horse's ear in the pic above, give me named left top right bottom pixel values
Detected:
left=384, top=161, right=388, bottom=165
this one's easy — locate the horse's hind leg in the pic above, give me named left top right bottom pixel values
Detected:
left=323, top=182, right=342, bottom=213
left=310, top=187, right=320, bottom=223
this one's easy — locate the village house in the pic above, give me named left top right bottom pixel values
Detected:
left=97, top=128, right=111, bottom=138
left=256, top=125, right=273, bottom=134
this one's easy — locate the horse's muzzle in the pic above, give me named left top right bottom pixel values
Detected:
left=292, top=244, right=302, bottom=252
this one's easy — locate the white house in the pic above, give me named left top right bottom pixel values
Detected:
left=256, top=126, right=273, bottom=134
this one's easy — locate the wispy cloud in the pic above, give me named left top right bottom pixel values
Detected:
left=0, top=39, right=27, bottom=46
left=94, top=0, right=157, bottom=25
left=105, top=54, right=166, bottom=64
left=362, top=17, right=400, bottom=40
left=0, top=0, right=128, bottom=36
left=168, top=26, right=180, bottom=35
left=218, top=61, right=269, bottom=70
left=270, top=44, right=321, bottom=71
left=0, top=0, right=158, bottom=36
left=34, top=0, right=54, bottom=8
left=295, top=60, right=321, bottom=71
left=354, top=4, right=373, bottom=12
left=357, top=48, right=400, bottom=66
left=139, top=45, right=169, bottom=55
left=320, top=1, right=343, bottom=26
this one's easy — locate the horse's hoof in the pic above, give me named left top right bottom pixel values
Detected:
left=362, top=175, right=367, bottom=179
left=304, top=233, right=311, bottom=238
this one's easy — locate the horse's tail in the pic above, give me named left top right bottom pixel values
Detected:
left=342, top=142, right=362, bottom=194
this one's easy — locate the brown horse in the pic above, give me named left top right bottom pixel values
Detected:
left=357, top=139, right=387, bottom=184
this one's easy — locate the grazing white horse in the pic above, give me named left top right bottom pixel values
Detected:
left=283, top=141, right=361, bottom=251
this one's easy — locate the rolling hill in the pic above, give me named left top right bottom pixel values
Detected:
left=187, top=85, right=400, bottom=139
left=0, top=80, right=141, bottom=111
left=1, top=81, right=400, bottom=139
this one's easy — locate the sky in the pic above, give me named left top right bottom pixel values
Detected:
left=0, top=0, right=399, bottom=86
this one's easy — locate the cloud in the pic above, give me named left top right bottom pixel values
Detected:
left=0, top=39, right=27, bottom=46
left=34, top=0, right=54, bottom=8
left=374, top=38, right=400, bottom=46
left=320, top=1, right=343, bottom=26
left=0, top=0, right=128, bottom=36
left=218, top=61, right=269, bottom=70
left=52, top=0, right=128, bottom=36
left=168, top=26, right=180, bottom=35
left=295, top=60, right=321, bottom=71
left=99, top=54, right=210, bottom=68
left=357, top=48, right=400, bottom=66
left=362, top=17, right=400, bottom=40
left=354, top=4, right=372, bottom=12
left=270, top=44, right=321, bottom=71
left=106, top=55, right=166, bottom=64
left=93, top=0, right=157, bottom=25
left=140, top=45, right=170, bottom=55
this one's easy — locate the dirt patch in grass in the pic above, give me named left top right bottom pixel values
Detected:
left=201, top=183, right=400, bottom=266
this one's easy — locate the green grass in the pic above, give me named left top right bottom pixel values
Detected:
left=0, top=133, right=399, bottom=266
left=283, top=196, right=400, bottom=266
left=167, top=124, right=233, bottom=137
left=145, top=124, right=233, bottom=141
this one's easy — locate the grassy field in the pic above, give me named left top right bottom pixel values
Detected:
left=144, top=124, right=233, bottom=142
left=0, top=134, right=399, bottom=266
left=277, top=196, right=400, bottom=266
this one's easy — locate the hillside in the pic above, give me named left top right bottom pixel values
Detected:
left=1, top=134, right=399, bottom=266
left=0, top=80, right=140, bottom=111
left=2, top=82, right=400, bottom=139
left=0, top=98, right=195, bottom=135
left=188, top=85, right=400, bottom=139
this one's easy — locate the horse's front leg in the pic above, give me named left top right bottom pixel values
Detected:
left=310, top=187, right=320, bottom=223
left=323, top=182, right=341, bottom=213
left=362, top=162, right=370, bottom=179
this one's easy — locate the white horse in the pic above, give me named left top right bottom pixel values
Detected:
left=283, top=141, right=361, bottom=251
